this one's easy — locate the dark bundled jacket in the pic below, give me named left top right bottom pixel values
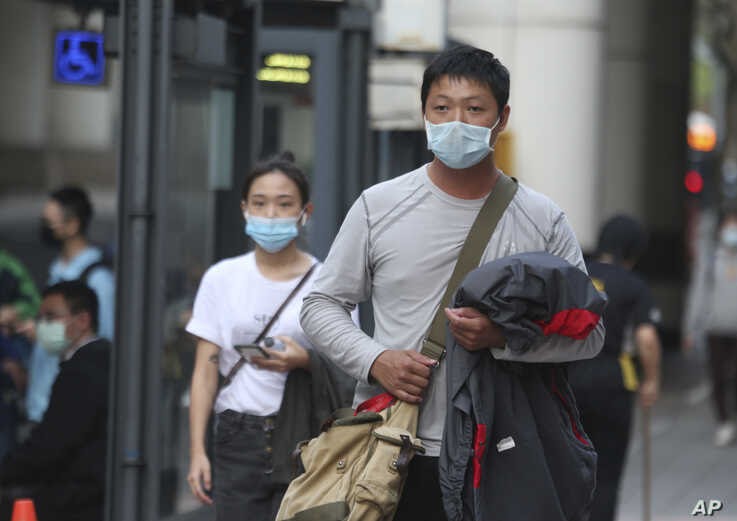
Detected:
left=0, top=338, right=110, bottom=521
left=440, top=252, right=606, bottom=521
left=273, top=349, right=355, bottom=484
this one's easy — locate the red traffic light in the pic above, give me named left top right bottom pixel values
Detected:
left=684, top=170, right=704, bottom=194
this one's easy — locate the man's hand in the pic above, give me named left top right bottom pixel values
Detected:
left=445, top=307, right=505, bottom=351
left=15, top=319, right=36, bottom=343
left=187, top=451, right=213, bottom=505
left=369, top=350, right=436, bottom=404
left=249, top=336, right=310, bottom=372
left=1, top=359, right=27, bottom=392
left=639, top=378, right=660, bottom=408
left=0, top=305, right=18, bottom=336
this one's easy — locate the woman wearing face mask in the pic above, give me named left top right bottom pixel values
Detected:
left=185, top=152, right=355, bottom=520
left=684, top=209, right=737, bottom=447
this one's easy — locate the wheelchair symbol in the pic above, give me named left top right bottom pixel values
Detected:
left=55, top=32, right=104, bottom=85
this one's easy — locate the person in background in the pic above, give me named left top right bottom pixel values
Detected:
left=568, top=214, right=662, bottom=521
left=0, top=249, right=41, bottom=339
left=26, top=186, right=115, bottom=423
left=186, top=152, right=355, bottom=521
left=0, top=248, right=40, bottom=458
left=0, top=281, right=110, bottom=521
left=684, top=208, right=737, bottom=447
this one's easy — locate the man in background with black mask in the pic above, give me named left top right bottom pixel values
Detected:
left=27, top=186, right=114, bottom=423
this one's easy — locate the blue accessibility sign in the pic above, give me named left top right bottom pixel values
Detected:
left=54, top=31, right=105, bottom=86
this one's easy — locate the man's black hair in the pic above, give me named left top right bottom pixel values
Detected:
left=43, top=280, right=99, bottom=333
left=421, top=45, right=510, bottom=112
left=241, top=151, right=310, bottom=206
left=596, top=215, right=648, bottom=264
left=49, top=186, right=94, bottom=235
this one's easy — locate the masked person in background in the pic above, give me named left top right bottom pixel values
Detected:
left=186, top=152, right=356, bottom=521
left=684, top=208, right=737, bottom=447
left=0, top=281, right=109, bottom=521
left=26, top=186, right=115, bottom=424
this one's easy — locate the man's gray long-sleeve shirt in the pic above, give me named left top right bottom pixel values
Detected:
left=300, top=166, right=604, bottom=456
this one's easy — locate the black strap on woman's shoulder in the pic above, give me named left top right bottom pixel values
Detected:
left=221, top=262, right=318, bottom=387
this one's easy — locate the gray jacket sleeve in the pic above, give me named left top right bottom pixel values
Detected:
left=492, top=212, right=605, bottom=363
left=300, top=196, right=386, bottom=384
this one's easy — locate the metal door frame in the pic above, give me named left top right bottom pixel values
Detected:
left=109, top=1, right=259, bottom=520
left=258, top=28, right=342, bottom=259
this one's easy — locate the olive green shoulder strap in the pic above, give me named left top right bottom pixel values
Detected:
left=420, top=173, right=518, bottom=362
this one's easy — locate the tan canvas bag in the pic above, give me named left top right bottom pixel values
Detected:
left=275, top=174, right=518, bottom=521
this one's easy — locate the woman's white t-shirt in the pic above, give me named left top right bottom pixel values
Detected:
left=186, top=252, right=322, bottom=416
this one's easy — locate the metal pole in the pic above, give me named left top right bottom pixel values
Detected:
left=642, top=405, right=651, bottom=521
left=141, top=0, right=172, bottom=518
left=108, top=0, right=165, bottom=518
left=341, top=22, right=368, bottom=210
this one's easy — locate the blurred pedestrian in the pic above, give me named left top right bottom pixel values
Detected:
left=569, top=214, right=662, bottom=521
left=0, top=248, right=40, bottom=458
left=0, top=248, right=41, bottom=341
left=683, top=208, right=737, bottom=447
left=0, top=280, right=110, bottom=521
left=26, top=186, right=115, bottom=423
left=186, top=152, right=355, bottom=521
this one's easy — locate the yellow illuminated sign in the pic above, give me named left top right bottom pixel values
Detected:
left=257, top=53, right=312, bottom=85
left=263, top=53, right=311, bottom=70
left=257, top=68, right=311, bottom=84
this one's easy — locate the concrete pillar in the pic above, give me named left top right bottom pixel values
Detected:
left=0, top=0, right=52, bottom=146
left=449, top=0, right=606, bottom=249
left=599, top=0, right=649, bottom=223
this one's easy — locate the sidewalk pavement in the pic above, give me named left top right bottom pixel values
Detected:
left=616, top=350, right=737, bottom=521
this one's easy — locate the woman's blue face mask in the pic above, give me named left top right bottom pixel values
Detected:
left=244, top=210, right=306, bottom=253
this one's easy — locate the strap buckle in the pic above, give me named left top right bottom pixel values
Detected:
left=421, top=338, right=446, bottom=367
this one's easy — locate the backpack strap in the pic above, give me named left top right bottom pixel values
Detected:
left=78, top=259, right=112, bottom=284
left=420, top=173, right=518, bottom=363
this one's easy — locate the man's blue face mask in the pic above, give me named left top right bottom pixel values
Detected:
left=424, top=117, right=500, bottom=170
left=244, top=210, right=306, bottom=253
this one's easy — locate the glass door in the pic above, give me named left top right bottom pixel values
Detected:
left=158, top=79, right=235, bottom=518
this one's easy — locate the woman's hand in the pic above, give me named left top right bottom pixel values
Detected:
left=187, top=451, right=213, bottom=505
left=249, top=335, right=310, bottom=372
left=188, top=340, right=220, bottom=506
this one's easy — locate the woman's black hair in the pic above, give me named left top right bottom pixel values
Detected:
left=596, top=214, right=648, bottom=265
left=240, top=151, right=310, bottom=205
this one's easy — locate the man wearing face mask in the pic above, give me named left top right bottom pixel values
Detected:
left=26, top=186, right=115, bottom=424
left=300, top=45, right=604, bottom=521
left=0, top=281, right=109, bottom=521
